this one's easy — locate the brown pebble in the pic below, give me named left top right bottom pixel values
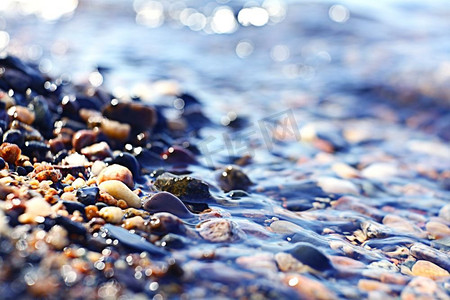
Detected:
left=72, top=129, right=97, bottom=152
left=425, top=221, right=450, bottom=239
left=80, top=141, right=112, bottom=160
left=8, top=105, right=35, bottom=125
left=0, top=142, right=21, bottom=164
left=411, top=260, right=449, bottom=279
left=283, top=274, right=337, bottom=300
left=97, top=164, right=134, bottom=189
left=358, top=279, right=392, bottom=294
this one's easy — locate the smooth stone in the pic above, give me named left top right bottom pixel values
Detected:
left=76, top=187, right=100, bottom=206
left=410, top=243, right=450, bottom=271
left=401, top=277, right=448, bottom=300
left=102, top=224, right=168, bottom=256
left=97, top=164, right=134, bottom=189
left=331, top=162, right=360, bottom=179
left=7, top=106, right=35, bottom=125
left=53, top=215, right=87, bottom=236
left=25, top=197, right=52, bottom=218
left=62, top=200, right=86, bottom=216
left=98, top=180, right=141, bottom=208
left=269, top=220, right=304, bottom=234
left=98, top=206, right=124, bottom=224
left=287, top=242, right=334, bottom=272
left=411, top=260, right=449, bottom=279
left=217, top=165, right=253, bottom=192
left=154, top=172, right=212, bottom=202
left=72, top=129, right=97, bottom=152
left=148, top=212, right=187, bottom=236
left=426, top=221, right=450, bottom=239
left=283, top=274, right=337, bottom=300
left=236, top=253, right=278, bottom=275
left=161, top=146, right=197, bottom=165
left=111, top=152, right=140, bottom=177
left=361, top=163, right=398, bottom=179
left=329, top=255, right=366, bottom=269
left=275, top=252, right=307, bottom=273
left=316, top=176, right=359, bottom=195
left=197, top=219, right=241, bottom=242
left=80, top=141, right=112, bottom=160
left=102, top=101, right=157, bottom=131
left=438, top=204, right=450, bottom=222
left=143, top=192, right=194, bottom=218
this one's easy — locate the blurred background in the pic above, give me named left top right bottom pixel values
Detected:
left=1, top=0, right=450, bottom=134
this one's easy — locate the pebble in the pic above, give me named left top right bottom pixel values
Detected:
left=25, top=197, right=52, bottom=218
left=100, top=118, right=131, bottom=141
left=91, top=160, right=107, bottom=176
left=410, top=243, right=450, bottom=271
left=283, top=274, right=337, bottom=300
left=357, top=279, right=392, bottom=294
left=97, top=164, right=134, bottom=189
left=361, top=163, right=398, bottom=179
left=316, top=176, right=359, bottom=195
left=287, top=242, right=333, bottom=272
left=275, top=252, right=307, bottom=273
left=197, top=219, right=238, bottom=242
left=111, top=152, right=140, bottom=177
left=72, top=129, right=97, bottom=152
left=438, top=204, right=450, bottom=222
left=80, top=141, right=112, bottom=160
left=7, top=106, right=35, bottom=125
left=236, top=253, right=278, bottom=275
left=76, top=186, right=100, bottom=206
left=45, top=225, right=69, bottom=249
left=217, top=165, right=253, bottom=192
left=411, top=260, right=450, bottom=279
left=98, top=206, right=124, bottom=224
left=0, top=142, right=21, bottom=164
left=154, top=172, right=212, bottom=201
left=425, top=221, right=450, bottom=239
left=98, top=180, right=141, bottom=208
left=329, top=255, right=366, bottom=269
left=102, top=224, right=168, bottom=256
left=331, top=162, right=360, bottom=179
left=400, top=277, right=449, bottom=300
left=143, top=192, right=194, bottom=218
left=102, top=101, right=157, bottom=131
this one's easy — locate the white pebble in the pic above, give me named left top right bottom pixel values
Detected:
left=99, top=207, right=124, bottom=224
left=98, top=180, right=141, bottom=208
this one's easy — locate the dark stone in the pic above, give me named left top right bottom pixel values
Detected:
left=62, top=201, right=86, bottom=216
left=3, top=129, right=25, bottom=147
left=217, top=165, right=253, bottom=192
left=22, top=141, right=50, bottom=161
left=157, top=234, right=188, bottom=249
left=287, top=242, right=334, bottom=272
left=111, top=152, right=140, bottom=177
left=102, top=100, right=157, bottom=131
left=76, top=187, right=100, bottom=206
left=102, top=224, right=169, bottom=256
left=16, top=166, right=27, bottom=176
left=161, top=146, right=198, bottom=166
left=143, top=192, right=194, bottom=218
left=154, top=172, right=212, bottom=202
left=0, top=157, right=5, bottom=169
left=54, top=215, right=87, bottom=237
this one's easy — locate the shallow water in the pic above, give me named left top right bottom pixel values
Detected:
left=1, top=0, right=450, bottom=299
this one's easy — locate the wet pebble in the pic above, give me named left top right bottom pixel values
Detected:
left=154, top=172, right=212, bottom=201
left=98, top=206, right=124, bottom=224
left=3, top=129, right=25, bottom=146
left=287, top=242, right=334, bottom=272
left=98, top=180, right=141, bottom=208
left=425, top=221, right=450, bottom=239
left=400, top=277, right=449, bottom=300
left=410, top=243, right=450, bottom=271
left=361, top=163, right=398, bottom=179
left=143, top=192, right=194, bottom=218
left=217, top=165, right=253, bottom=192
left=197, top=219, right=240, bottom=242
left=72, top=129, right=97, bottom=152
left=76, top=187, right=100, bottom=206
left=438, top=203, right=450, bottom=222
left=316, top=176, right=359, bottom=195
left=111, top=152, right=140, bottom=177
left=0, top=142, right=21, bottom=164
left=102, top=224, right=168, bottom=256
left=411, top=260, right=449, bottom=279
left=102, top=101, right=157, bottom=131
left=283, top=274, right=337, bottom=300
left=80, top=141, right=112, bottom=160
left=161, top=146, right=197, bottom=165
left=7, top=106, right=35, bottom=125
left=97, top=164, right=134, bottom=189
